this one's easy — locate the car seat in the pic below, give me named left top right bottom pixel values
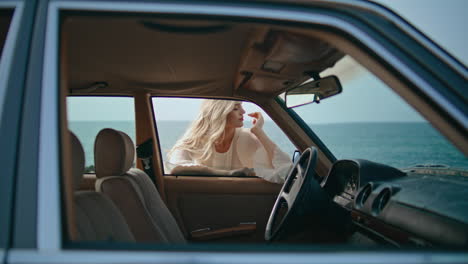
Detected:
left=93, top=128, right=186, bottom=243
left=71, top=132, right=134, bottom=242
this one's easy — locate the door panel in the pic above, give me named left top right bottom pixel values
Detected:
left=165, top=176, right=281, bottom=242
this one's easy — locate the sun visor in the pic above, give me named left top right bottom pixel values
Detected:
left=236, top=30, right=344, bottom=95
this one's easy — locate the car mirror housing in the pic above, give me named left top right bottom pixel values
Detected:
left=292, top=150, right=301, bottom=163
left=285, top=75, right=342, bottom=108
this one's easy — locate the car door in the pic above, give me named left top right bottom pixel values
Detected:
left=164, top=172, right=281, bottom=243
left=0, top=5, right=16, bottom=264
left=151, top=97, right=287, bottom=242
left=7, top=0, right=467, bottom=263
left=0, top=0, right=37, bottom=263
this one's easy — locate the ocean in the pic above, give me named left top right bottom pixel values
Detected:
left=69, top=121, right=467, bottom=170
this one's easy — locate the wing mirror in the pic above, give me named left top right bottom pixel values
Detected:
left=285, top=75, right=342, bottom=108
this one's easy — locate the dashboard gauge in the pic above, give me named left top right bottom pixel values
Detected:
left=343, top=171, right=359, bottom=197
left=324, top=160, right=360, bottom=206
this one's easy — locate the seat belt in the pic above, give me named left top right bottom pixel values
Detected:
left=136, top=138, right=157, bottom=186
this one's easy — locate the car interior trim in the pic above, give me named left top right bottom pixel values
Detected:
left=57, top=0, right=468, bottom=77
left=351, top=210, right=420, bottom=247
left=37, top=1, right=61, bottom=251
left=134, top=93, right=167, bottom=200
left=59, top=13, right=79, bottom=241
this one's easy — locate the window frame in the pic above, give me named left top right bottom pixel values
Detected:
left=151, top=96, right=298, bottom=178
left=283, top=56, right=467, bottom=169
left=67, top=95, right=137, bottom=174
left=12, top=0, right=465, bottom=262
left=0, top=0, right=24, bottom=256
left=275, top=96, right=337, bottom=163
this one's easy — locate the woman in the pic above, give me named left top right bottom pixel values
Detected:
left=166, top=99, right=292, bottom=183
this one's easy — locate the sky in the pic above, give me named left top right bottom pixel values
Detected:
left=68, top=0, right=467, bottom=123
left=293, top=56, right=425, bottom=124
left=375, top=0, right=467, bottom=65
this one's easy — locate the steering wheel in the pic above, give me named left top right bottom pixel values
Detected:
left=265, top=147, right=318, bottom=241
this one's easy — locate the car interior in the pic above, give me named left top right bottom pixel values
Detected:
left=59, top=10, right=467, bottom=249
left=0, top=9, right=13, bottom=64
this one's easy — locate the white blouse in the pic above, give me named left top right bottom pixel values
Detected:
left=166, top=128, right=292, bottom=183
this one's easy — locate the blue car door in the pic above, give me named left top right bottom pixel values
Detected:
left=0, top=0, right=39, bottom=263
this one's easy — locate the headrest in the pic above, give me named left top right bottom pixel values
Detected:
left=70, top=132, right=85, bottom=190
left=94, top=128, right=135, bottom=178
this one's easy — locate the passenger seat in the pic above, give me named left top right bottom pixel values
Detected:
left=94, top=128, right=186, bottom=243
left=70, top=132, right=134, bottom=242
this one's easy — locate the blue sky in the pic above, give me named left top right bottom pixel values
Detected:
left=68, top=0, right=466, bottom=123
left=375, top=0, right=467, bottom=65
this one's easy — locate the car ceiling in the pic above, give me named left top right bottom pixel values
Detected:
left=64, top=15, right=344, bottom=98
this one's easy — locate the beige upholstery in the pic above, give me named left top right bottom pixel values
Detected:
left=94, top=128, right=186, bottom=243
left=70, top=132, right=134, bottom=242
left=71, top=132, right=86, bottom=190
left=94, top=128, right=134, bottom=177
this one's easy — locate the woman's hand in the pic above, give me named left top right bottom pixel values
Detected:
left=248, top=112, right=264, bottom=134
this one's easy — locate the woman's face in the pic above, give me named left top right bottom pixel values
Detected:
left=225, top=103, right=245, bottom=129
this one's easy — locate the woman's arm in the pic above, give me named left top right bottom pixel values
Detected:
left=171, top=165, right=255, bottom=176
left=168, top=149, right=255, bottom=176
left=248, top=112, right=277, bottom=167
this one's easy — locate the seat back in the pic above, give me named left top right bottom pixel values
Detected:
left=94, top=128, right=186, bottom=243
left=70, top=132, right=134, bottom=242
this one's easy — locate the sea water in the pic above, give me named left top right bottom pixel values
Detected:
left=69, top=121, right=468, bottom=170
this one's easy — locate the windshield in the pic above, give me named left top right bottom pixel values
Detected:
left=285, top=56, right=467, bottom=170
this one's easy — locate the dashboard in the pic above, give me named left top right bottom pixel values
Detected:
left=322, top=160, right=405, bottom=202
left=320, top=159, right=468, bottom=247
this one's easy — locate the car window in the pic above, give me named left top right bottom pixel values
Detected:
left=67, top=96, right=136, bottom=173
left=0, top=8, right=14, bottom=114
left=152, top=97, right=295, bottom=176
left=0, top=9, right=13, bottom=60
left=287, top=56, right=468, bottom=170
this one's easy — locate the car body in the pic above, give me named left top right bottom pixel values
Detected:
left=0, top=0, right=467, bottom=263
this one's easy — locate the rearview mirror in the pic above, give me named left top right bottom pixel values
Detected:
left=285, top=75, right=342, bottom=108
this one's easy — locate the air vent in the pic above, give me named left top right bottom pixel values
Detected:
left=372, top=188, right=392, bottom=216
left=355, top=183, right=372, bottom=209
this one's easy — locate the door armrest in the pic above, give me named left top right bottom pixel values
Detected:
left=189, top=223, right=256, bottom=241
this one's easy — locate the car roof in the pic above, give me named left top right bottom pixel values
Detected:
left=64, top=14, right=343, bottom=98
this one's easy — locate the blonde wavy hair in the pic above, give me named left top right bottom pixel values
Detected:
left=168, top=99, right=240, bottom=164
